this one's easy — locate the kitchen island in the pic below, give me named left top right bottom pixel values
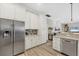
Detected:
left=53, top=32, right=79, bottom=56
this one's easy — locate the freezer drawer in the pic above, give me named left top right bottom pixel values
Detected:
left=61, top=38, right=78, bottom=56
left=13, top=21, right=25, bottom=55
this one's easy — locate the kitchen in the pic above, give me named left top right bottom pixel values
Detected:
left=0, top=3, right=79, bottom=56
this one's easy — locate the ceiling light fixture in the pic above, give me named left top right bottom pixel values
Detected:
left=70, top=3, right=73, bottom=21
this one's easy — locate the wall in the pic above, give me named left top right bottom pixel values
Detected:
left=72, top=3, right=79, bottom=22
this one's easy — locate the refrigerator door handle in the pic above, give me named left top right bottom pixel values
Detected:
left=3, top=31, right=11, bottom=38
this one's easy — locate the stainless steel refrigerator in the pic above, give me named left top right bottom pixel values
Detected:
left=0, top=18, right=25, bottom=56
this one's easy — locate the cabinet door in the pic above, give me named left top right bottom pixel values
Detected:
left=37, top=34, right=42, bottom=45
left=31, top=35, right=37, bottom=47
left=14, top=6, right=26, bottom=21
left=25, top=12, right=31, bottom=29
left=53, top=37, right=61, bottom=51
left=0, top=4, right=15, bottom=19
left=39, top=17, right=48, bottom=44
left=35, top=35, right=39, bottom=45
left=25, top=35, right=32, bottom=50
left=30, top=13, right=38, bottom=29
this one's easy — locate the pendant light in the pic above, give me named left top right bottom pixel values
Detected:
left=70, top=3, right=73, bottom=21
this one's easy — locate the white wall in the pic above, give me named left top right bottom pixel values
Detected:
left=72, top=3, right=79, bottom=22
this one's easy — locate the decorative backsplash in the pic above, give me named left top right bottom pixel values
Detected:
left=25, top=29, right=38, bottom=35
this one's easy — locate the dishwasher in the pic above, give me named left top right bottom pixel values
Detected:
left=60, top=38, right=78, bottom=56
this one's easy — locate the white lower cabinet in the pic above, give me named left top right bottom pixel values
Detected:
left=25, top=35, right=39, bottom=50
left=53, top=37, right=61, bottom=51
left=35, top=36, right=41, bottom=45
left=25, top=34, right=47, bottom=50
left=25, top=35, right=32, bottom=50
left=78, top=40, right=79, bottom=56
left=31, top=35, right=37, bottom=47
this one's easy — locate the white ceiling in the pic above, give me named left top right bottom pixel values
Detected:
left=21, top=3, right=71, bottom=19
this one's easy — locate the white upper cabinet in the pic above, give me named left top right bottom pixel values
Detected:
left=24, top=11, right=39, bottom=29
left=53, top=37, right=61, bottom=51
left=25, top=12, right=31, bottom=29
left=14, top=5, right=26, bottom=21
left=30, top=13, right=39, bottom=29
left=31, top=35, right=37, bottom=47
left=0, top=4, right=27, bottom=21
left=0, top=4, right=15, bottom=19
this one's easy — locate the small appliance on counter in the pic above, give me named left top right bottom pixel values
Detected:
left=53, top=27, right=61, bottom=36
left=62, top=23, right=69, bottom=32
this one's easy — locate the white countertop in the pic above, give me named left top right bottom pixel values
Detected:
left=54, top=32, right=79, bottom=40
